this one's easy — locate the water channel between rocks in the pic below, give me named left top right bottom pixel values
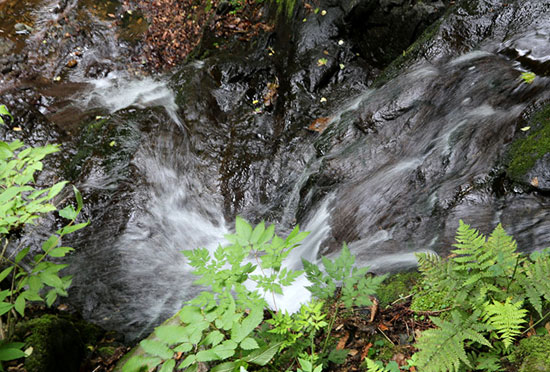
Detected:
left=2, top=0, right=550, bottom=341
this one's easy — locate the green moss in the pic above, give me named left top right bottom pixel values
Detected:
left=510, top=335, right=550, bottom=372
left=410, top=285, right=451, bottom=312
left=507, top=104, right=550, bottom=181
left=378, top=271, right=421, bottom=308
left=16, top=315, right=85, bottom=372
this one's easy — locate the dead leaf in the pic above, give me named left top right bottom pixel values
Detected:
left=360, top=342, right=373, bottom=362
left=531, top=177, right=539, bottom=187
left=348, top=349, right=359, bottom=357
left=336, top=331, right=349, bottom=350
left=545, top=322, right=550, bottom=334
left=370, top=297, right=379, bottom=322
left=308, top=117, right=331, bottom=133
left=392, top=353, right=407, bottom=366
left=378, top=323, right=389, bottom=331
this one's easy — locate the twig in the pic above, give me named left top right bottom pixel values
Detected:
left=377, top=327, right=395, bottom=346
left=391, top=294, right=413, bottom=305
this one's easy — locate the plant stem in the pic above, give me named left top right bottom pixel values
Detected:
left=506, top=257, right=520, bottom=294
left=522, top=309, right=550, bottom=335
left=321, top=307, right=338, bottom=354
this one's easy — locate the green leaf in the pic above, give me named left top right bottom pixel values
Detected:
left=0, top=347, right=25, bottom=361
left=14, top=247, right=30, bottom=264
left=48, top=247, right=74, bottom=258
left=45, top=289, right=57, bottom=307
left=47, top=181, right=67, bottom=199
left=244, top=342, right=282, bottom=366
left=231, top=305, right=263, bottom=343
left=0, top=267, right=14, bottom=283
left=57, top=222, right=89, bottom=236
left=155, top=325, right=188, bottom=345
left=0, top=302, right=14, bottom=316
left=14, top=295, right=25, bottom=316
left=58, top=205, right=77, bottom=220
left=180, top=305, right=204, bottom=323
left=140, top=339, right=174, bottom=359
left=211, top=362, right=238, bottom=372
left=73, top=186, right=83, bottom=212
left=0, top=105, right=13, bottom=126
left=235, top=216, right=253, bottom=241
left=240, top=337, right=259, bottom=350
left=122, top=355, right=162, bottom=372
left=158, top=359, right=175, bottom=372
left=41, top=235, right=59, bottom=253
left=250, top=221, right=265, bottom=245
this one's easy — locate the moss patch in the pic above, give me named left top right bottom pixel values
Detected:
left=378, top=271, right=421, bottom=308
left=410, top=285, right=452, bottom=312
left=16, top=315, right=85, bottom=372
left=507, top=104, right=550, bottom=181
left=510, top=334, right=550, bottom=372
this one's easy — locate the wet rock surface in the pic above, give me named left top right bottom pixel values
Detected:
left=3, top=0, right=550, bottom=341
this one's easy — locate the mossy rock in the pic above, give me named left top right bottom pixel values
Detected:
left=377, top=271, right=421, bottom=308
left=507, top=104, right=550, bottom=184
left=16, top=314, right=87, bottom=372
left=510, top=334, right=550, bottom=372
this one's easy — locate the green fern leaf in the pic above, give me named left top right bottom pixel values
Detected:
left=482, top=298, right=527, bottom=349
left=415, top=310, right=491, bottom=372
left=364, top=358, right=387, bottom=372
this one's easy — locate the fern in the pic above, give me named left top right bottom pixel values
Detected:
left=482, top=298, right=527, bottom=349
left=415, top=310, right=492, bottom=372
left=520, top=252, right=550, bottom=315
left=364, top=358, right=388, bottom=372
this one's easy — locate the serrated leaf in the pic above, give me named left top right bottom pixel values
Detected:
left=0, top=302, right=14, bottom=316
left=57, top=222, right=89, bottom=236
left=240, top=337, right=259, bottom=350
left=140, top=339, right=174, bottom=359
left=244, top=342, right=282, bottom=366
left=58, top=205, right=77, bottom=220
left=196, top=349, right=218, bottom=362
left=41, top=235, right=59, bottom=253
left=235, top=216, right=252, bottom=241
left=231, top=306, right=263, bottom=343
left=47, top=247, right=74, bottom=258
left=155, top=325, right=188, bottom=345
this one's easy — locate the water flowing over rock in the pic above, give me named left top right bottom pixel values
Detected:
left=2, top=0, right=550, bottom=340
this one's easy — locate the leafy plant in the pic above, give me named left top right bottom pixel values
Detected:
left=520, top=71, right=536, bottom=84
left=0, top=132, right=86, bottom=368
left=412, top=221, right=550, bottom=371
left=123, top=218, right=309, bottom=371
left=0, top=106, right=13, bottom=126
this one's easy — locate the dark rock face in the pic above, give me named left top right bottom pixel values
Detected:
left=343, top=0, right=450, bottom=69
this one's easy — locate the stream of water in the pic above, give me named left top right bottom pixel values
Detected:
left=2, top=0, right=550, bottom=341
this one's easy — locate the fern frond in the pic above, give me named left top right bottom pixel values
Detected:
left=484, top=224, right=519, bottom=270
left=364, top=358, right=386, bottom=372
left=483, top=298, right=527, bottom=349
left=452, top=220, right=486, bottom=267
left=415, top=310, right=491, bottom=372
left=524, top=256, right=550, bottom=306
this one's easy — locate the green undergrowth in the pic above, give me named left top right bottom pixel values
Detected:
left=507, top=104, right=550, bottom=181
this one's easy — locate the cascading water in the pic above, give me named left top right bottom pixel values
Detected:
left=2, top=0, right=550, bottom=343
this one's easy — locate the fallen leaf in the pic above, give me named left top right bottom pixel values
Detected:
left=521, top=126, right=531, bottom=131
left=360, top=343, right=373, bottom=362
left=378, top=323, right=389, bottom=331
left=370, top=297, right=379, bottom=322
left=308, top=117, right=330, bottom=133
left=531, top=177, right=539, bottom=187
left=336, top=331, right=349, bottom=350
left=348, top=349, right=359, bottom=356
left=545, top=322, right=550, bottom=334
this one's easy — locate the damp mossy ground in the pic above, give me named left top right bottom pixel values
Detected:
left=507, top=104, right=550, bottom=181
left=509, top=334, right=550, bottom=372
left=378, top=271, right=421, bottom=308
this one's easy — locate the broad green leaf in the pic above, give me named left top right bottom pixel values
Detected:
left=179, top=354, right=196, bottom=369
left=14, top=295, right=25, bottom=316
left=250, top=222, right=265, bottom=245
left=140, top=339, right=174, bottom=359
left=235, top=216, right=253, bottom=241
left=48, top=247, right=74, bottom=258
left=41, top=235, right=59, bottom=253
left=155, top=324, right=188, bottom=345
left=47, top=181, right=67, bottom=199
left=158, top=359, right=175, bottom=372
left=196, top=349, right=218, bottom=362
left=244, top=342, right=282, bottom=366
left=231, top=305, right=263, bottom=343
left=58, top=205, right=77, bottom=220
left=0, top=347, right=25, bottom=361
left=122, top=355, right=162, bottom=372
left=40, top=273, right=63, bottom=288
left=45, top=289, right=57, bottom=307
left=14, top=247, right=30, bottom=264
left=180, top=305, right=204, bottom=323
left=211, top=362, right=238, bottom=372
left=173, top=342, right=193, bottom=353
left=240, top=337, right=259, bottom=350
left=0, top=302, right=14, bottom=316
left=0, top=267, right=14, bottom=282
